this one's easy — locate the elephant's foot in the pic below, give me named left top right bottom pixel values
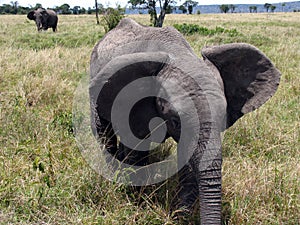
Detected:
left=172, top=208, right=200, bottom=225
left=221, top=201, right=231, bottom=225
left=118, top=142, right=149, bottom=166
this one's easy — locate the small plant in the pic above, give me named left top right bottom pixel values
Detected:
left=101, top=7, right=125, bottom=33
left=52, top=111, right=74, bottom=136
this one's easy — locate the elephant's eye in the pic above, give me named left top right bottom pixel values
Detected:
left=170, top=116, right=180, bottom=130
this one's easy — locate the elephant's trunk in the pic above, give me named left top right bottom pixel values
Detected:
left=198, top=155, right=222, bottom=224
left=192, top=122, right=222, bottom=224
left=156, top=60, right=225, bottom=224
left=36, top=21, right=42, bottom=31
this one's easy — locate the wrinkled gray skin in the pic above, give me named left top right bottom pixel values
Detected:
left=27, top=8, right=58, bottom=32
left=90, top=18, right=281, bottom=224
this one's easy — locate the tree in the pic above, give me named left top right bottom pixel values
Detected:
left=95, top=0, right=100, bottom=24
left=72, top=6, right=80, bottom=14
left=253, top=6, right=257, bottom=13
left=182, top=0, right=198, bottom=14
left=249, top=6, right=257, bottom=13
left=249, top=6, right=253, bottom=13
left=33, top=3, right=42, bottom=9
left=10, top=1, right=18, bottom=14
left=128, top=0, right=175, bottom=27
left=101, top=6, right=125, bottom=33
left=179, top=5, right=187, bottom=14
left=229, top=4, right=236, bottom=13
left=270, top=5, right=276, bottom=12
left=58, top=4, right=72, bottom=14
left=79, top=7, right=86, bottom=14
left=165, top=4, right=173, bottom=14
left=281, top=3, right=286, bottom=12
left=0, top=4, right=13, bottom=14
left=17, top=5, right=30, bottom=14
left=264, top=3, right=272, bottom=12
left=71, top=6, right=87, bottom=14
left=220, top=4, right=229, bottom=13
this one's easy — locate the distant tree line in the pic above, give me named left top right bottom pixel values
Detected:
left=219, top=4, right=276, bottom=13
left=0, top=2, right=105, bottom=15
left=1, top=1, right=300, bottom=15
left=218, top=3, right=292, bottom=14
left=249, top=4, right=278, bottom=13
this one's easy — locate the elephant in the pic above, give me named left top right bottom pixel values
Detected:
left=27, top=8, right=58, bottom=32
left=89, top=18, right=281, bottom=224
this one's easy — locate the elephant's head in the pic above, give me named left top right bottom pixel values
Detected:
left=27, top=8, right=57, bottom=32
left=27, top=8, right=47, bottom=31
left=88, top=18, right=281, bottom=224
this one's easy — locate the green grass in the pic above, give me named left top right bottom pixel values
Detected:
left=0, top=13, right=299, bottom=224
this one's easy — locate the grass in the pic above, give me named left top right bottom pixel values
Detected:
left=0, top=13, right=299, bottom=224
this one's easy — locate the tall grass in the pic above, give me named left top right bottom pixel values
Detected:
left=0, top=13, right=299, bottom=224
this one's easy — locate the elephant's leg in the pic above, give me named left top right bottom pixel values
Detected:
left=171, top=137, right=200, bottom=222
left=96, top=117, right=149, bottom=166
left=96, top=117, right=119, bottom=159
left=173, top=162, right=199, bottom=224
left=177, top=163, right=199, bottom=209
left=116, top=141, right=150, bottom=189
left=118, top=141, right=149, bottom=166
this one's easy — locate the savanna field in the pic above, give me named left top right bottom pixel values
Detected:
left=0, top=13, right=299, bottom=224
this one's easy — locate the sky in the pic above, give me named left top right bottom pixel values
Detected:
left=0, top=0, right=293, bottom=9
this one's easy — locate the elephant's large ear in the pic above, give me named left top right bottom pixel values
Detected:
left=202, top=43, right=281, bottom=128
left=90, top=52, right=169, bottom=122
left=27, top=11, right=35, bottom=20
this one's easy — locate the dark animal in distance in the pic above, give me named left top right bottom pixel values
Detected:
left=27, top=8, right=58, bottom=32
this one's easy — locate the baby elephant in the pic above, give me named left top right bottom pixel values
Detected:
left=27, top=8, right=58, bottom=32
left=89, top=18, right=281, bottom=224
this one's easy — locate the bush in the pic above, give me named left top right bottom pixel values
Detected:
left=173, top=23, right=239, bottom=36
left=101, top=7, right=125, bottom=33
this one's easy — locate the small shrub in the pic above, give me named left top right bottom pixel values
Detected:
left=173, top=23, right=239, bottom=36
left=101, top=7, right=125, bottom=33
